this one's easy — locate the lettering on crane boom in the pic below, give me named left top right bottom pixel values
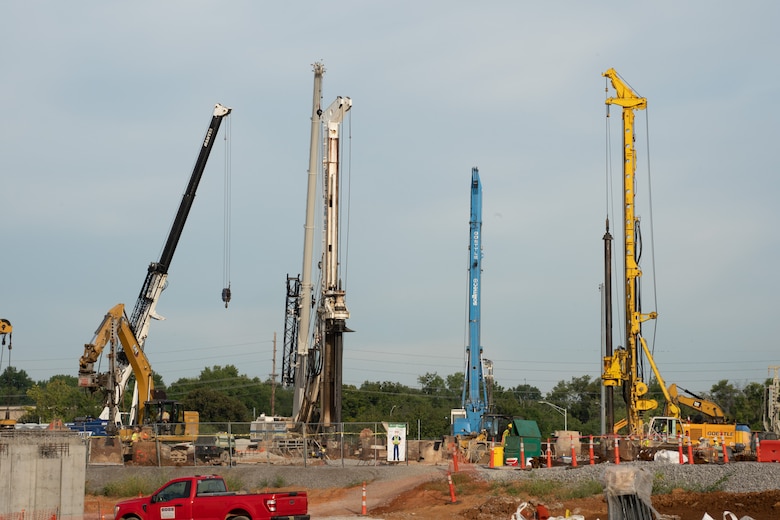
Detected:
left=203, top=128, right=214, bottom=147
left=471, top=230, right=480, bottom=307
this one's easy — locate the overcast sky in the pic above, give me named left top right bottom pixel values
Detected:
left=2, top=2, right=778, bottom=403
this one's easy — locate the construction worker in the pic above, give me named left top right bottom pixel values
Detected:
left=131, top=426, right=141, bottom=443
left=502, top=423, right=512, bottom=445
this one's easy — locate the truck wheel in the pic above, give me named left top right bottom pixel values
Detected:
left=230, top=516, right=249, bottom=520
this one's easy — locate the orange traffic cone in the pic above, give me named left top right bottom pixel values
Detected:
left=447, top=472, right=457, bottom=503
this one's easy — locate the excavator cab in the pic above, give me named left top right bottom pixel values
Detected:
left=142, top=399, right=199, bottom=439
left=143, top=399, right=184, bottom=435
left=647, top=416, right=682, bottom=444
left=480, top=414, right=511, bottom=443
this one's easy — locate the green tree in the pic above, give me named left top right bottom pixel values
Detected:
left=734, top=381, right=764, bottom=429
left=708, top=379, right=739, bottom=418
left=25, top=375, right=101, bottom=422
left=512, top=383, right=543, bottom=406
left=1, top=366, right=34, bottom=405
left=445, top=372, right=464, bottom=395
left=545, top=375, right=601, bottom=434
left=418, top=373, right=446, bottom=395
left=168, top=365, right=282, bottom=417
left=182, top=387, right=249, bottom=422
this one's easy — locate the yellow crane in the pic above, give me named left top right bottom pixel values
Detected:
left=600, top=71, right=736, bottom=454
left=600, top=68, right=660, bottom=437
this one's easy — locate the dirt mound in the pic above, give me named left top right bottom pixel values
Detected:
left=651, top=489, right=780, bottom=520
left=336, top=472, right=780, bottom=520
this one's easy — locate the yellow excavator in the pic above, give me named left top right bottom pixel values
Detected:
left=667, top=384, right=728, bottom=423
left=79, top=304, right=155, bottom=423
left=78, top=304, right=199, bottom=463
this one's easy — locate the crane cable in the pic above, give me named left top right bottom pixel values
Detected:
left=642, top=112, right=660, bottom=358
left=221, top=115, right=232, bottom=308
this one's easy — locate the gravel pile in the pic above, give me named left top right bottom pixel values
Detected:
left=475, top=460, right=780, bottom=494
left=86, top=459, right=780, bottom=496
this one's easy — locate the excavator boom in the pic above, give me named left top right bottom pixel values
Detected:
left=667, top=384, right=727, bottom=422
left=78, top=304, right=155, bottom=428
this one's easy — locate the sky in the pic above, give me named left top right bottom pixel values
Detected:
left=2, top=2, right=779, bottom=405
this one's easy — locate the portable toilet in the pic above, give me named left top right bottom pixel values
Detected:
left=504, top=419, right=542, bottom=464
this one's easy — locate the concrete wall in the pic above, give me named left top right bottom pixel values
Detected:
left=0, top=430, right=86, bottom=516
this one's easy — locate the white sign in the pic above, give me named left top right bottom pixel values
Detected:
left=387, top=423, right=406, bottom=462
left=160, top=506, right=176, bottom=519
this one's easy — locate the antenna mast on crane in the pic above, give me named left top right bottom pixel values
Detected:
left=288, top=63, right=352, bottom=427
left=290, top=63, right=325, bottom=422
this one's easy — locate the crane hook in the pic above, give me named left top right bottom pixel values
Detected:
left=222, top=286, right=231, bottom=309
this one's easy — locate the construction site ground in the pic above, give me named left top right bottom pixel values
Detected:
left=83, top=460, right=780, bottom=520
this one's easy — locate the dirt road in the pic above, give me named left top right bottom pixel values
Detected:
left=87, top=462, right=780, bottom=520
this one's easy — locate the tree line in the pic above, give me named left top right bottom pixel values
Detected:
left=0, top=364, right=772, bottom=438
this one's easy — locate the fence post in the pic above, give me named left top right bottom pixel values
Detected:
left=341, top=424, right=345, bottom=468
left=302, top=422, right=307, bottom=468
left=228, top=421, right=233, bottom=466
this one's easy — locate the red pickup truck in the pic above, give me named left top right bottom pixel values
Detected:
left=113, top=474, right=309, bottom=520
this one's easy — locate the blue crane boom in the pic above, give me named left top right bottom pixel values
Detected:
left=453, top=168, right=489, bottom=435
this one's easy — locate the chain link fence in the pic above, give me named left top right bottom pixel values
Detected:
left=80, top=420, right=449, bottom=467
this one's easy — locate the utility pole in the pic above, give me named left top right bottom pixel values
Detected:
left=270, top=332, right=277, bottom=416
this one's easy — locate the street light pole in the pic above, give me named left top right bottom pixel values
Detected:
left=539, top=401, right=568, bottom=431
